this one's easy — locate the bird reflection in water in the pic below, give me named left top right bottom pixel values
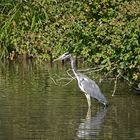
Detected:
left=77, top=107, right=107, bottom=139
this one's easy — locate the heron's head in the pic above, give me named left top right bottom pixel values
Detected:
left=54, top=52, right=71, bottom=62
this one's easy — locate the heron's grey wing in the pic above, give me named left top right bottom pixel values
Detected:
left=79, top=74, right=108, bottom=105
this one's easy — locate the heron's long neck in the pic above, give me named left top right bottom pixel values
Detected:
left=69, top=55, right=77, bottom=77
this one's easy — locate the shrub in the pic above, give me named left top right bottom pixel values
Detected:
left=0, top=0, right=140, bottom=87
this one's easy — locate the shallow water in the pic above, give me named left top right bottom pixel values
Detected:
left=0, top=60, right=140, bottom=140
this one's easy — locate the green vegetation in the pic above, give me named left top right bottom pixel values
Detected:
left=0, top=0, right=140, bottom=88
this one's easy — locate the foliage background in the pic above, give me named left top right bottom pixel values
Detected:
left=0, top=0, right=140, bottom=87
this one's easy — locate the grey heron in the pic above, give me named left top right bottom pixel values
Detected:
left=54, top=52, right=108, bottom=108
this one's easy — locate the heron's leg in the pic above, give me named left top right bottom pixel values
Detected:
left=86, top=107, right=91, bottom=119
left=85, top=94, right=91, bottom=108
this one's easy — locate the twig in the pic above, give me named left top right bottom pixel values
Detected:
left=57, top=77, right=72, bottom=81
left=78, top=66, right=104, bottom=73
left=50, top=74, right=76, bottom=87
left=63, top=78, right=76, bottom=86
left=66, top=69, right=75, bottom=79
left=49, top=76, right=58, bottom=85
left=112, top=73, right=120, bottom=96
left=104, top=67, right=116, bottom=79
left=120, top=75, right=132, bottom=87
left=98, top=67, right=116, bottom=84
left=78, top=62, right=116, bottom=74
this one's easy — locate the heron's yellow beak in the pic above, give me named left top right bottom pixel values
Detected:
left=53, top=56, right=62, bottom=62
left=53, top=58, right=59, bottom=62
left=53, top=53, right=68, bottom=62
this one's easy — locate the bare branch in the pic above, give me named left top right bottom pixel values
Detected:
left=112, top=73, right=120, bottom=96
left=49, top=76, right=58, bottom=85
left=78, top=66, right=104, bottom=73
left=63, top=78, right=75, bottom=86
left=50, top=69, right=76, bottom=87
left=57, top=77, right=72, bottom=81
left=120, top=75, right=132, bottom=87
left=66, top=69, right=75, bottom=79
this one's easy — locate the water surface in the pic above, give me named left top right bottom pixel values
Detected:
left=0, top=60, right=140, bottom=140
